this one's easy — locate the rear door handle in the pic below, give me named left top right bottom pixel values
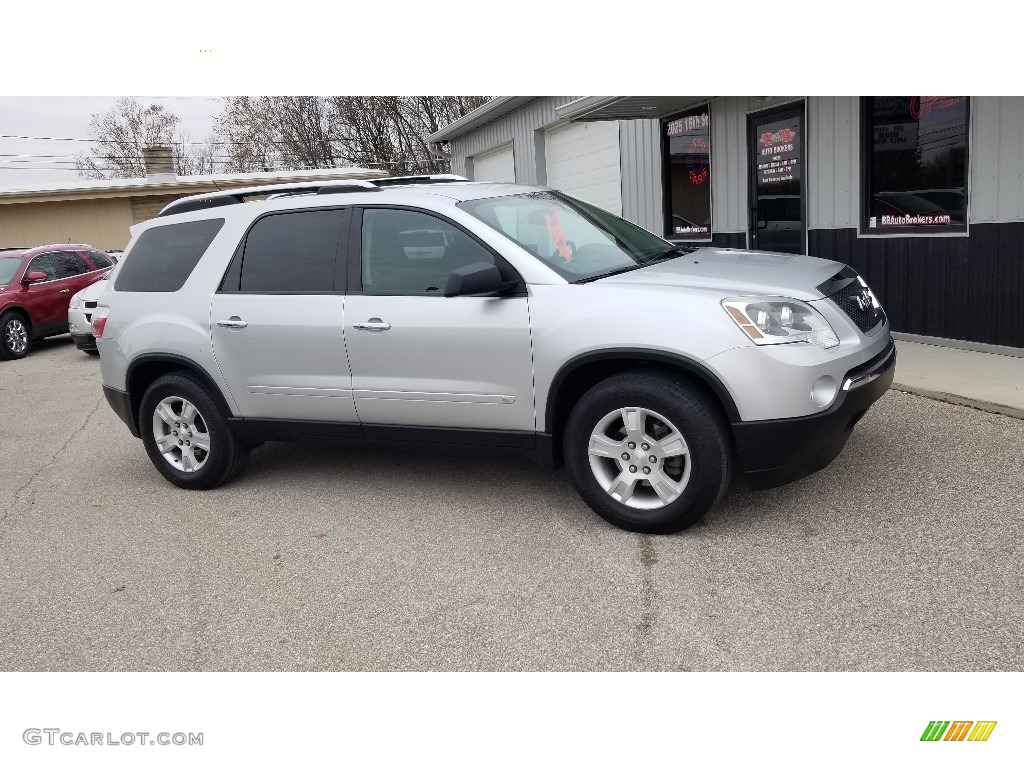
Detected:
left=59, top=289, right=70, bottom=294
left=217, top=316, right=248, bottom=328
left=352, top=318, right=391, bottom=332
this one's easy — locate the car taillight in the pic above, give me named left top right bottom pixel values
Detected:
left=92, top=316, right=107, bottom=338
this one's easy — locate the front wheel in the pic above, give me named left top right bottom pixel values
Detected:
left=0, top=311, right=32, bottom=360
left=563, top=371, right=732, bottom=534
left=139, top=373, right=249, bottom=489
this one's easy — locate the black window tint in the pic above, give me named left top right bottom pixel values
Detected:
left=27, top=254, right=59, bottom=281
left=239, top=210, right=342, bottom=292
left=863, top=97, right=969, bottom=231
left=361, top=208, right=496, bottom=295
left=115, top=219, right=224, bottom=292
left=88, top=251, right=113, bottom=269
left=663, top=107, right=712, bottom=238
left=53, top=251, right=90, bottom=277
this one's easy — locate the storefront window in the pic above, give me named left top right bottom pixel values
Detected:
left=863, top=97, right=969, bottom=233
left=664, top=107, right=712, bottom=239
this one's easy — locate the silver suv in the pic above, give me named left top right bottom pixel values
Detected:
left=94, top=175, right=894, bottom=533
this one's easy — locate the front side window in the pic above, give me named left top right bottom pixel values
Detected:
left=238, top=210, right=343, bottom=293
left=459, top=191, right=674, bottom=282
left=360, top=208, right=500, bottom=295
left=53, top=251, right=90, bottom=277
left=663, top=107, right=712, bottom=239
left=0, top=258, right=21, bottom=285
left=116, top=218, right=224, bottom=292
left=27, top=254, right=59, bottom=281
left=863, top=97, right=969, bottom=233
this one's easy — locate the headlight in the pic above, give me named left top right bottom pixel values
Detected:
left=722, top=297, right=839, bottom=348
left=69, top=293, right=83, bottom=309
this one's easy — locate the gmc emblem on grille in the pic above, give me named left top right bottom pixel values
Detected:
left=853, top=289, right=873, bottom=312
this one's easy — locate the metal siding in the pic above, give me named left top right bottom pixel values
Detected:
left=805, top=97, right=859, bottom=230
left=619, top=118, right=662, bottom=231
left=448, top=97, right=582, bottom=187
left=809, top=223, right=1024, bottom=348
left=970, top=96, right=1024, bottom=223
left=711, top=97, right=748, bottom=236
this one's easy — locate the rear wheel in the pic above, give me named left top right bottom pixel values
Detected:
left=139, top=373, right=249, bottom=489
left=0, top=311, right=32, bottom=360
left=564, top=371, right=732, bottom=534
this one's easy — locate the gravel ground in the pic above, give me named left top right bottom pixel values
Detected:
left=1, top=337, right=1021, bottom=671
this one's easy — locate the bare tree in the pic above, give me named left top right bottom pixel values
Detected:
left=215, top=96, right=490, bottom=175
left=76, top=97, right=216, bottom=179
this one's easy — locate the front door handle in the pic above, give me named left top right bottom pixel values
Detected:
left=59, top=289, right=70, bottom=294
left=217, top=316, right=248, bottom=328
left=352, top=318, right=391, bottom=332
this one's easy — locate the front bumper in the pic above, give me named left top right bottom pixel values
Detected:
left=731, top=340, right=895, bottom=488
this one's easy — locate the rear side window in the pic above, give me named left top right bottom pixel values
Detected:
left=87, top=250, right=113, bottom=269
left=53, top=251, right=91, bottom=276
left=115, top=219, right=224, bottom=292
left=236, top=210, right=344, bottom=293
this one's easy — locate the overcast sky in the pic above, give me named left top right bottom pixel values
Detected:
left=0, top=96, right=220, bottom=188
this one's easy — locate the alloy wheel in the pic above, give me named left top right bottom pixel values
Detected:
left=151, top=396, right=211, bottom=472
left=587, top=406, right=691, bottom=510
left=4, top=319, right=28, bottom=355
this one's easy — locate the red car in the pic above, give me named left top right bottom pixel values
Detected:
left=0, top=244, right=114, bottom=360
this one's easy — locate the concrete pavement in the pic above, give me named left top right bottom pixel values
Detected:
left=0, top=338, right=1021, bottom=671
left=892, top=339, right=1024, bottom=419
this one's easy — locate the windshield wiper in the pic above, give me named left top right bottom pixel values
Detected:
left=573, top=263, right=650, bottom=284
left=648, top=244, right=699, bottom=261
left=573, top=245, right=701, bottom=284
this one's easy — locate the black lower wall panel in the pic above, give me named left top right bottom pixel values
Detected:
left=808, top=224, right=1024, bottom=348
left=712, top=232, right=748, bottom=249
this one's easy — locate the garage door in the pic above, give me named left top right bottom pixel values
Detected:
left=472, top=144, right=515, bottom=183
left=545, top=121, right=622, bottom=215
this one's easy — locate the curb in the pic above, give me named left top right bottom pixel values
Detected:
left=889, top=384, right=1024, bottom=422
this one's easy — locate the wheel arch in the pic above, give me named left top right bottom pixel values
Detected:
left=544, top=349, right=740, bottom=466
left=0, top=303, right=33, bottom=333
left=126, top=353, right=235, bottom=435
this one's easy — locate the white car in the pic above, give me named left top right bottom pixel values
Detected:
left=68, top=273, right=110, bottom=355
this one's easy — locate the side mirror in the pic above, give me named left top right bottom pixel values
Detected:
left=24, top=271, right=49, bottom=283
left=444, top=262, right=517, bottom=298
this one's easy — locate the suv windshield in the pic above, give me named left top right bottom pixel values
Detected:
left=0, top=257, right=22, bottom=285
left=459, top=191, right=677, bottom=282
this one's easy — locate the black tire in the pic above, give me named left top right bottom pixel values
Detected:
left=563, top=370, right=732, bottom=534
left=84, top=349, right=100, bottom=357
left=139, top=373, right=249, bottom=490
left=0, top=311, right=32, bottom=360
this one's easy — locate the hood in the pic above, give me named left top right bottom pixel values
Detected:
left=598, top=247, right=843, bottom=301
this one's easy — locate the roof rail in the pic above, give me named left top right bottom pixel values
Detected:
left=373, top=174, right=468, bottom=187
left=157, top=179, right=381, bottom=218
left=156, top=174, right=469, bottom=218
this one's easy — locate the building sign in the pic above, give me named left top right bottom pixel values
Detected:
left=873, top=121, right=919, bottom=152
left=756, top=120, right=801, bottom=186
left=666, top=111, right=709, bottom=137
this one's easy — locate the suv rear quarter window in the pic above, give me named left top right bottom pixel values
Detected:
left=115, top=219, right=224, bottom=292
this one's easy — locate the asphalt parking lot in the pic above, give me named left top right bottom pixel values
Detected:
left=1, top=337, right=1021, bottom=671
